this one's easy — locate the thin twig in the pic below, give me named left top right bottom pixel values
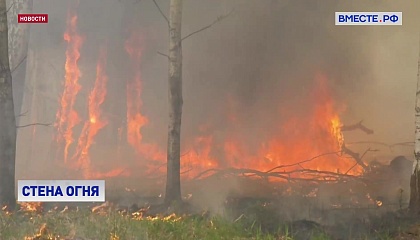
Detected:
left=11, top=55, right=27, bottom=74
left=341, top=144, right=369, bottom=170
left=192, top=151, right=344, bottom=180
left=344, top=148, right=376, bottom=174
left=264, top=151, right=343, bottom=173
left=341, top=120, right=374, bottom=135
left=157, top=51, right=169, bottom=59
left=16, top=110, right=28, bottom=118
left=16, top=123, right=52, bottom=128
left=151, top=0, right=169, bottom=26
left=346, top=141, right=391, bottom=147
left=391, top=142, right=414, bottom=147
left=345, top=162, right=359, bottom=175
left=148, top=150, right=191, bottom=175
left=234, top=214, right=245, bottom=223
left=180, top=169, right=192, bottom=175
left=345, top=141, right=414, bottom=151
left=4, top=1, right=15, bottom=15
left=181, top=9, right=234, bottom=42
left=193, top=167, right=362, bottom=183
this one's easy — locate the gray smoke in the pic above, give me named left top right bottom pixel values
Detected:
left=15, top=0, right=420, bottom=189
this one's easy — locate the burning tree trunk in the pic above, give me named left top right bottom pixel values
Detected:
left=409, top=41, right=420, bottom=213
left=0, top=0, right=17, bottom=207
left=165, top=0, right=183, bottom=205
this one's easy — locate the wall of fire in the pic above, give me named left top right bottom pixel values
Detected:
left=14, top=0, right=419, bottom=181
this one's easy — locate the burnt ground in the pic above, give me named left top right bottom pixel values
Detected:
left=31, top=195, right=420, bottom=240
left=223, top=196, right=420, bottom=240
left=26, top=158, right=417, bottom=239
left=85, top=174, right=418, bottom=239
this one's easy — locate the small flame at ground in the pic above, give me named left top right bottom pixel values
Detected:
left=19, top=202, right=43, bottom=212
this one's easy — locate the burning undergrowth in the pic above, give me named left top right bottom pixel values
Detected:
left=0, top=198, right=416, bottom=240
left=51, top=3, right=365, bottom=182
left=1, top=202, right=286, bottom=239
left=9, top=0, right=417, bottom=238
left=34, top=2, right=413, bottom=219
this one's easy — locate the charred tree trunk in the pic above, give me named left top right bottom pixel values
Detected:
left=0, top=0, right=16, bottom=207
left=410, top=41, right=420, bottom=213
left=164, top=0, right=183, bottom=205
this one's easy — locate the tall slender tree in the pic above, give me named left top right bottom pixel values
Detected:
left=0, top=0, right=17, bottom=207
left=410, top=38, right=420, bottom=213
left=165, top=0, right=183, bottom=205
left=7, top=0, right=33, bottom=114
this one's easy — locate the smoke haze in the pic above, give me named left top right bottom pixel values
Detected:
left=13, top=0, right=420, bottom=212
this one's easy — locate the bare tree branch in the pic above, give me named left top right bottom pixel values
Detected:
left=345, top=141, right=414, bottom=154
left=264, top=151, right=343, bottom=173
left=15, top=110, right=28, bottom=118
left=16, top=123, right=52, bottom=129
left=346, top=141, right=414, bottom=148
left=346, top=141, right=391, bottom=147
left=151, top=0, right=169, bottom=26
left=191, top=148, right=369, bottom=181
left=157, top=51, right=169, bottom=59
left=390, top=142, right=414, bottom=147
left=344, top=148, right=377, bottom=174
left=4, top=1, right=15, bottom=15
left=11, top=55, right=27, bottom=74
left=193, top=167, right=362, bottom=183
left=341, top=144, right=369, bottom=170
left=181, top=9, right=234, bottom=42
left=341, top=120, right=374, bottom=135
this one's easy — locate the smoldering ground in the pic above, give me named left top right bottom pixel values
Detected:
left=13, top=0, right=420, bottom=220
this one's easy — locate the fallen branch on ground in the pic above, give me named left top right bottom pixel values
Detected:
left=263, top=151, right=343, bottom=173
left=193, top=167, right=363, bottom=184
left=341, top=144, right=370, bottom=171
left=344, top=148, right=377, bottom=174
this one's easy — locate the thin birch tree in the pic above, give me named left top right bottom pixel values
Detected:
left=7, top=0, right=33, bottom=114
left=165, top=0, right=183, bottom=205
left=410, top=39, right=420, bottom=213
left=0, top=0, right=17, bottom=207
left=150, top=0, right=231, bottom=205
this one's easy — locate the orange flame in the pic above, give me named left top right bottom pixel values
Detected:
left=256, top=75, right=351, bottom=174
left=19, top=202, right=43, bottom=212
left=55, top=5, right=83, bottom=163
left=125, top=32, right=148, bottom=154
left=89, top=167, right=130, bottom=179
left=182, top=135, right=220, bottom=175
left=53, top=22, right=360, bottom=181
left=180, top=74, right=362, bottom=179
left=72, top=47, right=108, bottom=178
left=125, top=31, right=166, bottom=168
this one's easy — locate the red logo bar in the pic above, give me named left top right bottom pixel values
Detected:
left=18, top=14, right=48, bottom=23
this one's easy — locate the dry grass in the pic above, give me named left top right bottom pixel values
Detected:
left=0, top=204, right=281, bottom=240
left=1, top=202, right=418, bottom=240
